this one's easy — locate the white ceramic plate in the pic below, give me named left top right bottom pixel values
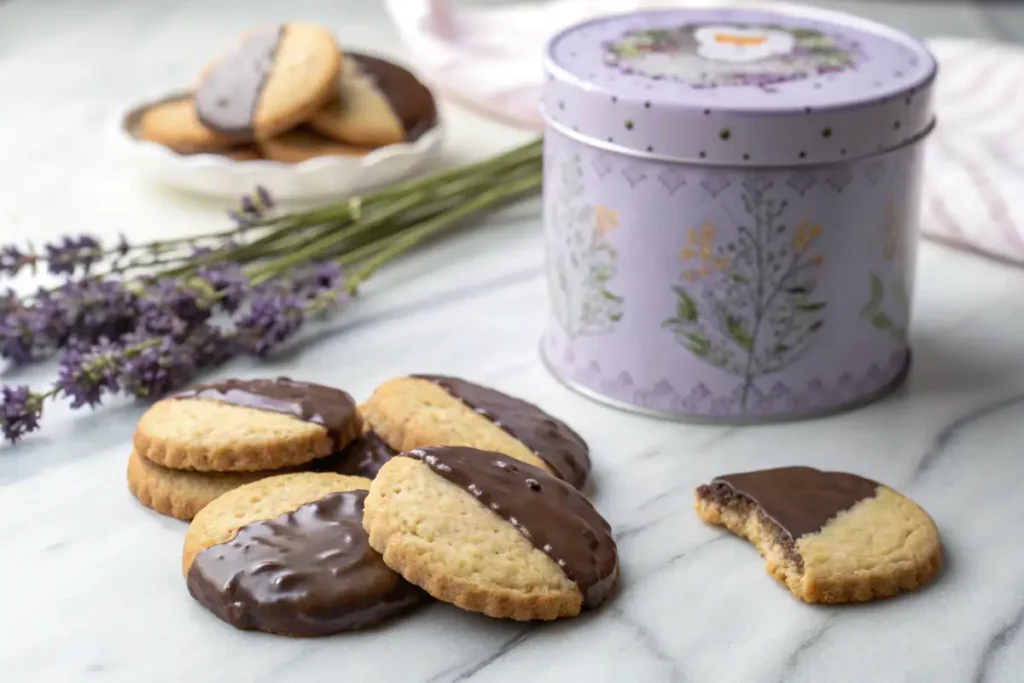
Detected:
left=111, top=92, right=446, bottom=202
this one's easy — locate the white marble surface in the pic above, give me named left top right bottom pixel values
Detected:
left=2, top=1, right=1024, bottom=682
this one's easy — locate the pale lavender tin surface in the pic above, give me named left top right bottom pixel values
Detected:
left=539, top=6, right=936, bottom=421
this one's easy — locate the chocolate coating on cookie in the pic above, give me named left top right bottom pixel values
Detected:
left=186, top=490, right=424, bottom=636
left=174, top=378, right=357, bottom=450
left=404, top=446, right=617, bottom=609
left=698, top=467, right=881, bottom=543
left=317, top=431, right=396, bottom=479
left=195, top=25, right=283, bottom=135
left=351, top=53, right=437, bottom=142
left=412, top=375, right=591, bottom=489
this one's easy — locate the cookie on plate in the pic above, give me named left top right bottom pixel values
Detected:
left=137, top=96, right=236, bottom=154
left=133, top=377, right=362, bottom=472
left=363, top=446, right=618, bottom=621
left=309, top=53, right=438, bottom=147
left=127, top=450, right=291, bottom=521
left=220, top=146, right=262, bottom=161
left=361, top=375, right=591, bottom=489
left=194, top=23, right=342, bottom=140
left=258, top=127, right=369, bottom=163
left=694, top=466, right=942, bottom=604
left=183, top=472, right=426, bottom=636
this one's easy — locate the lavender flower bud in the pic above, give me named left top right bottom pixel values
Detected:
left=118, top=335, right=193, bottom=399
left=234, top=291, right=304, bottom=357
left=59, top=279, right=139, bottom=344
left=44, top=235, right=101, bottom=277
left=241, top=195, right=259, bottom=216
left=0, top=245, right=33, bottom=277
left=195, top=263, right=249, bottom=313
left=0, top=385, right=43, bottom=442
left=55, top=340, right=122, bottom=408
left=141, top=278, right=212, bottom=330
left=256, top=185, right=274, bottom=209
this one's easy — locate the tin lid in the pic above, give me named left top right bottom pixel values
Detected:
left=542, top=6, right=937, bottom=166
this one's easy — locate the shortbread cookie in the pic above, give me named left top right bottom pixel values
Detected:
left=362, top=375, right=591, bottom=489
left=127, top=450, right=290, bottom=521
left=133, top=377, right=361, bottom=472
left=183, top=472, right=425, bottom=636
left=137, top=96, right=236, bottom=154
left=258, top=127, right=369, bottom=163
left=694, top=467, right=942, bottom=604
left=194, top=23, right=342, bottom=140
left=364, top=447, right=618, bottom=620
left=309, top=53, right=437, bottom=146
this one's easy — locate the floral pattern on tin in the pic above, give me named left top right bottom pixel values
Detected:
left=662, top=189, right=826, bottom=412
left=546, top=153, right=625, bottom=339
left=603, top=23, right=858, bottom=89
left=861, top=202, right=910, bottom=343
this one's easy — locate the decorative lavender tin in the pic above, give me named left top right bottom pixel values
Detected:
left=539, top=6, right=937, bottom=422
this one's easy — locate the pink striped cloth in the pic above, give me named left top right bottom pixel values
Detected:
left=387, top=0, right=1024, bottom=268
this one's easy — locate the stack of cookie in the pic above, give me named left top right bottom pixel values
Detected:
left=127, top=377, right=365, bottom=521
left=128, top=374, right=620, bottom=635
left=137, top=23, right=437, bottom=163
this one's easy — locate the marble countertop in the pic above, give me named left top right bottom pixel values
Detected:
left=3, top=1, right=1024, bottom=682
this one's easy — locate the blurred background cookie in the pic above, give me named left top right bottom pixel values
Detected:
left=361, top=375, right=591, bottom=489
left=133, top=377, right=361, bottom=472
left=220, top=146, right=262, bottom=161
left=695, top=467, right=942, bottom=604
left=195, top=23, right=342, bottom=141
left=364, top=447, right=618, bottom=620
left=137, top=96, right=236, bottom=154
left=309, top=53, right=438, bottom=147
left=258, top=127, right=370, bottom=163
left=183, top=472, right=426, bottom=636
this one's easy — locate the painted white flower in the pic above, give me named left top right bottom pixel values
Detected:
left=694, top=25, right=796, bottom=64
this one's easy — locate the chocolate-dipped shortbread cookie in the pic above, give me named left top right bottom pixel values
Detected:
left=695, top=467, right=942, bottom=604
left=194, top=23, right=342, bottom=141
left=361, top=375, right=591, bottom=489
left=137, top=96, right=237, bottom=154
left=364, top=447, right=618, bottom=620
left=133, top=377, right=362, bottom=472
left=309, top=53, right=437, bottom=147
left=183, top=472, right=426, bottom=636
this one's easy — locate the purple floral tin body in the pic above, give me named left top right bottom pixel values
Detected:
left=539, top=6, right=937, bottom=422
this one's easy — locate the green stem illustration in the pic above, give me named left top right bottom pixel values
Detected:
left=663, top=187, right=827, bottom=411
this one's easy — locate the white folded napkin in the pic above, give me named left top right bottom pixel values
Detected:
left=386, top=0, right=1024, bottom=268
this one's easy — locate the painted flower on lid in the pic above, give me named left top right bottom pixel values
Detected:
left=694, top=25, right=795, bottom=63
left=604, top=23, right=858, bottom=88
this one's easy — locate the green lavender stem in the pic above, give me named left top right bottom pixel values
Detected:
left=157, top=140, right=543, bottom=283
left=345, top=170, right=543, bottom=291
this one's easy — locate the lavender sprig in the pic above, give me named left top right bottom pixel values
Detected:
left=0, top=142, right=543, bottom=444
